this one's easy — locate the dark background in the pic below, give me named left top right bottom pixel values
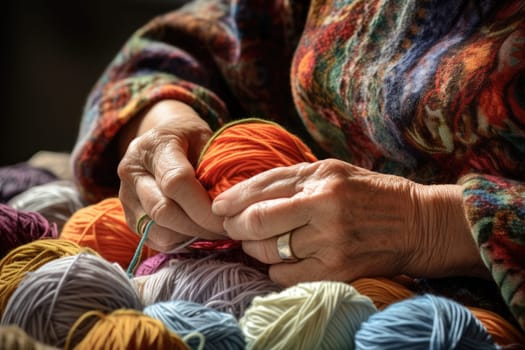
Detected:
left=0, top=0, right=188, bottom=166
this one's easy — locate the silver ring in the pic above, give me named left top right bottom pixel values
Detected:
left=277, top=231, right=297, bottom=262
left=135, top=213, right=153, bottom=236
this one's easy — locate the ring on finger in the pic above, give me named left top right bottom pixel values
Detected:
left=277, top=230, right=298, bottom=262
left=135, top=213, right=154, bottom=236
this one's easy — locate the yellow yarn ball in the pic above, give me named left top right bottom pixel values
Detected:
left=66, top=309, right=190, bottom=350
left=239, top=281, right=377, bottom=350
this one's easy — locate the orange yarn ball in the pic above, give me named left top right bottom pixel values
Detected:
left=60, top=198, right=157, bottom=269
left=468, top=307, right=525, bottom=346
left=351, top=277, right=414, bottom=311
left=196, top=118, right=318, bottom=199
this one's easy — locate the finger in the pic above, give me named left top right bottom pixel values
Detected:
left=241, top=224, right=317, bottom=264
left=142, top=222, right=194, bottom=253
left=223, top=196, right=311, bottom=240
left=134, top=173, right=225, bottom=240
left=119, top=183, right=196, bottom=252
left=212, top=163, right=312, bottom=216
left=145, top=140, right=224, bottom=233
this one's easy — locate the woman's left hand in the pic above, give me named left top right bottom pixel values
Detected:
left=212, top=159, right=487, bottom=286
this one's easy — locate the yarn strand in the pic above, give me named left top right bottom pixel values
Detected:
left=127, top=219, right=155, bottom=278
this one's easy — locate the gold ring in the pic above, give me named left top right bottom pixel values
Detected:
left=135, top=213, right=153, bottom=236
left=277, top=231, right=297, bottom=262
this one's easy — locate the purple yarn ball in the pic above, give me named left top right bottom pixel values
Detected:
left=0, top=204, right=59, bottom=258
left=0, top=162, right=58, bottom=203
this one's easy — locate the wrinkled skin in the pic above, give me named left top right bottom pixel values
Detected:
left=212, top=159, right=489, bottom=286
left=117, top=101, right=487, bottom=284
left=117, top=101, right=225, bottom=252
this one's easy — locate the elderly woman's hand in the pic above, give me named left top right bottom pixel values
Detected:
left=212, top=159, right=488, bottom=286
left=117, top=100, right=225, bottom=252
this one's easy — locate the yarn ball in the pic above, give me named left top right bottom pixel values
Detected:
left=8, top=180, right=86, bottom=232
left=135, top=247, right=267, bottom=277
left=0, top=204, right=59, bottom=259
left=0, top=239, right=87, bottom=316
left=351, top=277, right=415, bottom=310
left=68, top=309, right=189, bottom=350
left=144, top=300, right=246, bottom=350
left=191, top=118, right=318, bottom=252
left=134, top=256, right=282, bottom=319
left=350, top=277, right=525, bottom=346
left=0, top=253, right=143, bottom=348
left=468, top=306, right=525, bottom=347
left=196, top=118, right=318, bottom=200
left=354, top=294, right=498, bottom=350
left=60, top=197, right=157, bottom=269
left=0, top=325, right=58, bottom=350
left=0, top=162, right=57, bottom=203
left=239, top=281, right=377, bottom=350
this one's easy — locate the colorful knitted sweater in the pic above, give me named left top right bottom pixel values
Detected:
left=72, top=0, right=525, bottom=330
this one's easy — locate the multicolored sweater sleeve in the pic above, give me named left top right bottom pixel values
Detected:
left=460, top=174, right=525, bottom=330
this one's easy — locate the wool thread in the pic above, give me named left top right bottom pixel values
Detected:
left=196, top=118, right=318, bottom=200
left=60, top=197, right=157, bottom=269
left=65, top=309, right=190, bottom=350
left=239, top=280, right=377, bottom=350
left=0, top=253, right=143, bottom=348
left=0, top=239, right=88, bottom=316
left=127, top=217, right=155, bottom=277
left=144, top=300, right=246, bottom=350
left=0, top=204, right=58, bottom=259
left=8, top=180, right=86, bottom=232
left=133, top=255, right=282, bottom=319
left=135, top=245, right=267, bottom=277
left=354, top=294, right=498, bottom=350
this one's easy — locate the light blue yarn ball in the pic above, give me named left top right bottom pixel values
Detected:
left=354, top=294, right=499, bottom=350
left=144, top=300, right=245, bottom=350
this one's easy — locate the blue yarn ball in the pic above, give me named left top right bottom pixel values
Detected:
left=143, top=300, right=245, bottom=350
left=354, top=294, right=498, bottom=350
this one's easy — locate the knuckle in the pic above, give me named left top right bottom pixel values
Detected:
left=244, top=204, right=268, bottom=238
left=117, top=155, right=134, bottom=180
left=159, top=166, right=194, bottom=195
left=148, top=199, right=170, bottom=224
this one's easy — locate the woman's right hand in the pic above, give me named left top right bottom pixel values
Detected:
left=117, top=100, right=225, bottom=252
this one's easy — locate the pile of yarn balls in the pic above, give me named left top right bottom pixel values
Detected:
left=0, top=140, right=520, bottom=349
